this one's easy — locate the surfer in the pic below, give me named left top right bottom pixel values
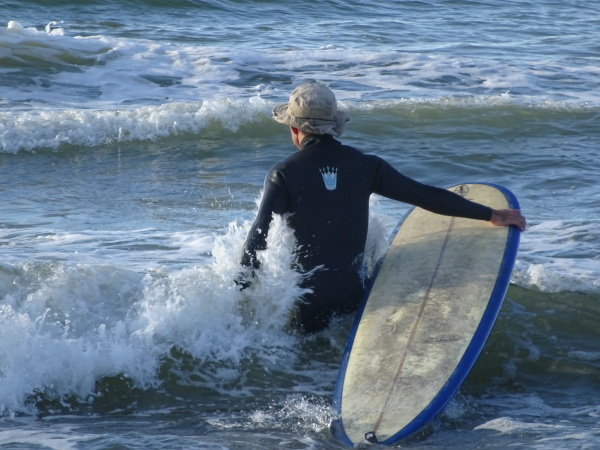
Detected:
left=238, top=82, right=526, bottom=333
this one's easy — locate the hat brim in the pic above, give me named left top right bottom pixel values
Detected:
left=272, top=103, right=350, bottom=137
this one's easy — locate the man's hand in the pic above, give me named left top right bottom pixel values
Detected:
left=490, top=209, right=526, bottom=232
left=234, top=270, right=255, bottom=290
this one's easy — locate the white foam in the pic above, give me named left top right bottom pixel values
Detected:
left=0, top=192, right=401, bottom=414
left=0, top=214, right=322, bottom=413
left=0, top=426, right=81, bottom=449
left=512, top=221, right=600, bottom=294
left=474, top=413, right=598, bottom=449
left=2, top=92, right=594, bottom=153
left=1, top=20, right=239, bottom=109
left=3, top=18, right=599, bottom=153
left=475, top=416, right=566, bottom=432
left=3, top=18, right=600, bottom=116
left=0, top=228, right=216, bottom=271
left=0, top=97, right=273, bottom=153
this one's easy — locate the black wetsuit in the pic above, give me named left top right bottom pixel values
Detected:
left=241, top=134, right=492, bottom=332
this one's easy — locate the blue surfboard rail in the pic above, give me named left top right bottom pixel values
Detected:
left=331, top=183, right=521, bottom=446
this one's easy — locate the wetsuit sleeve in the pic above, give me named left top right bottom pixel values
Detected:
left=241, top=168, right=289, bottom=269
left=373, top=157, right=493, bottom=221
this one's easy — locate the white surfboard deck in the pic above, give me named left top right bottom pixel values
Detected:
left=332, top=183, right=520, bottom=446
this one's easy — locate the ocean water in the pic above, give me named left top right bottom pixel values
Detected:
left=1, top=0, right=600, bottom=448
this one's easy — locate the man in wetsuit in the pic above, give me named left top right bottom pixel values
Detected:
left=239, top=82, right=526, bottom=333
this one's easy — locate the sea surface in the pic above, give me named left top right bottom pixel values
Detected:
left=1, top=0, right=600, bottom=448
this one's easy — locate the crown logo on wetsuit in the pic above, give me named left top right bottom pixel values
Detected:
left=319, top=167, right=338, bottom=191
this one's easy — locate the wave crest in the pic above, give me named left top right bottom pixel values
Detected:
left=0, top=97, right=273, bottom=153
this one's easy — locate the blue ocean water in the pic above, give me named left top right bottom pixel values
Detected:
left=1, top=0, right=600, bottom=448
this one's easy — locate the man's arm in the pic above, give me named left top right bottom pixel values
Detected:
left=240, top=168, right=289, bottom=269
left=373, top=157, right=526, bottom=230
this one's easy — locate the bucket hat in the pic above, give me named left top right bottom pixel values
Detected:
left=272, top=83, right=350, bottom=136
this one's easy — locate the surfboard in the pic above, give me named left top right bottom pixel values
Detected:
left=331, top=183, right=521, bottom=446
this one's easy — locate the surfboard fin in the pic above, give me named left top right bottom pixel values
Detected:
left=365, top=431, right=378, bottom=443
